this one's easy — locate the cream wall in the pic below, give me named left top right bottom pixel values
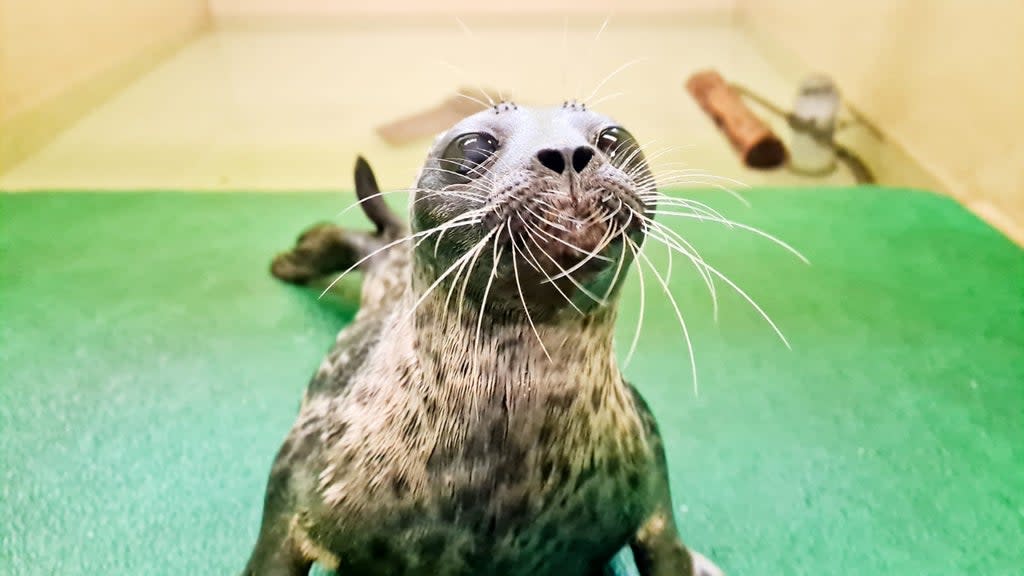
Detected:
left=209, top=0, right=735, bottom=18
left=0, top=0, right=209, bottom=121
left=738, top=0, right=1024, bottom=242
left=0, top=0, right=209, bottom=171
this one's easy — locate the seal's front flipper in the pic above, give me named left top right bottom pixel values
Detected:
left=270, top=222, right=379, bottom=285
left=270, top=156, right=406, bottom=285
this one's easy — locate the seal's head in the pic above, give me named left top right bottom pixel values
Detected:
left=413, top=102, right=654, bottom=320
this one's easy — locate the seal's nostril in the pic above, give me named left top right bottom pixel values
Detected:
left=572, top=146, right=595, bottom=173
left=536, top=149, right=566, bottom=175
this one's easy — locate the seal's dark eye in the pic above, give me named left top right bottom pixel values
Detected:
left=595, top=126, right=643, bottom=173
left=441, top=132, right=499, bottom=177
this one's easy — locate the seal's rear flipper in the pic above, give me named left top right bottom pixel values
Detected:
left=270, top=157, right=406, bottom=285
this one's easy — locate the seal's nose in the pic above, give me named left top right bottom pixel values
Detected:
left=536, top=146, right=595, bottom=175
left=536, top=149, right=566, bottom=175
left=571, top=146, right=595, bottom=173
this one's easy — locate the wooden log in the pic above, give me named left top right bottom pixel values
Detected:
left=686, top=70, right=787, bottom=169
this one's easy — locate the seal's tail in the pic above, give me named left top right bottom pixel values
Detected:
left=354, top=156, right=403, bottom=237
left=270, top=156, right=407, bottom=285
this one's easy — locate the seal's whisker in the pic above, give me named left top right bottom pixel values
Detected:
left=647, top=210, right=808, bottom=264
left=610, top=137, right=658, bottom=173
left=334, top=187, right=443, bottom=219
left=519, top=217, right=607, bottom=307
left=447, top=228, right=491, bottom=322
left=639, top=176, right=748, bottom=199
left=640, top=219, right=719, bottom=322
left=637, top=171, right=751, bottom=207
left=628, top=236, right=700, bottom=396
left=600, top=215, right=632, bottom=302
left=429, top=206, right=492, bottom=257
left=318, top=216, right=482, bottom=299
left=475, top=235, right=504, bottom=348
left=628, top=144, right=689, bottom=170
left=535, top=203, right=584, bottom=227
left=417, top=190, right=488, bottom=205
left=637, top=165, right=752, bottom=190
left=541, top=210, right=620, bottom=284
left=432, top=161, right=499, bottom=184
left=622, top=238, right=647, bottom=369
left=641, top=216, right=792, bottom=349
left=638, top=195, right=730, bottom=223
left=517, top=227, right=584, bottom=316
left=421, top=167, right=494, bottom=191
left=705, top=262, right=791, bottom=348
left=508, top=221, right=552, bottom=361
left=521, top=202, right=572, bottom=233
left=526, top=220, right=614, bottom=263
left=631, top=210, right=719, bottom=318
left=406, top=227, right=500, bottom=323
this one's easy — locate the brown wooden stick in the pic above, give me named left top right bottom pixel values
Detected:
left=686, top=70, right=786, bottom=169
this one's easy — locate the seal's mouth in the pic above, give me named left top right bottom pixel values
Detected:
left=481, top=176, right=648, bottom=283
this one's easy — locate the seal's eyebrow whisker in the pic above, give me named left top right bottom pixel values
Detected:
left=449, top=90, right=492, bottom=110
left=587, top=91, right=627, bottom=108
left=437, top=47, right=494, bottom=107
left=583, top=57, right=647, bottom=107
left=508, top=221, right=552, bottom=361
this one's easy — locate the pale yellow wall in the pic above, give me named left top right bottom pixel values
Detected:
left=209, top=0, right=734, bottom=18
left=738, top=0, right=1024, bottom=241
left=0, top=0, right=209, bottom=121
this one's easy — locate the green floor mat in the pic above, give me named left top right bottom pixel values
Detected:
left=1, top=187, right=1021, bottom=575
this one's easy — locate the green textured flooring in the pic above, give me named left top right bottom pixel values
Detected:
left=1, top=188, right=1022, bottom=575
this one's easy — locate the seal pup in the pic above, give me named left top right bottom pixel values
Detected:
left=247, top=101, right=723, bottom=576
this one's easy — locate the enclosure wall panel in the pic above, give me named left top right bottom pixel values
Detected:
left=738, top=0, right=1024, bottom=243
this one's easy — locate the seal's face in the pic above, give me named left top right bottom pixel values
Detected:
left=413, top=103, right=654, bottom=318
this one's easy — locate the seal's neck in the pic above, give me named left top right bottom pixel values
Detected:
left=409, top=268, right=621, bottom=402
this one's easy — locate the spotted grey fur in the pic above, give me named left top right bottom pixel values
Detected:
left=247, top=102, right=724, bottom=576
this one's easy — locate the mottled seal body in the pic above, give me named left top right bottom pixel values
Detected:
left=245, top=103, right=722, bottom=576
